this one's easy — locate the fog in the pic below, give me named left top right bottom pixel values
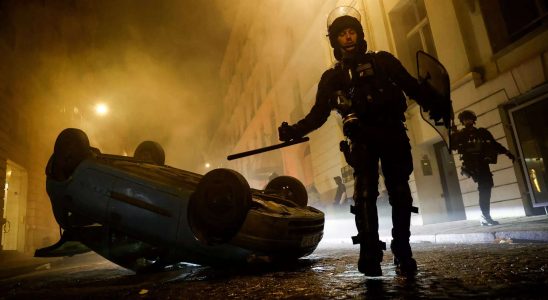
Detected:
left=0, top=0, right=240, bottom=172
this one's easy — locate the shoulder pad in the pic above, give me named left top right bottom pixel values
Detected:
left=374, top=50, right=396, bottom=58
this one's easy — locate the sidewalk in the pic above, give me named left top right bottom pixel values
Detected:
left=322, top=214, right=548, bottom=246
left=407, top=215, right=548, bottom=244
left=0, top=250, right=60, bottom=279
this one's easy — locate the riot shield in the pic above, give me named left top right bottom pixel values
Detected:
left=416, top=50, right=454, bottom=151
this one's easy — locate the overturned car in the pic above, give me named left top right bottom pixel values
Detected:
left=36, top=128, right=324, bottom=272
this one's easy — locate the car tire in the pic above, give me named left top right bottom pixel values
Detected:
left=189, top=168, right=252, bottom=244
left=48, top=128, right=91, bottom=181
left=134, top=141, right=165, bottom=165
left=265, top=176, right=308, bottom=207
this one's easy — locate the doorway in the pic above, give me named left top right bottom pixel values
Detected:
left=434, top=142, right=466, bottom=221
left=509, top=93, right=548, bottom=209
left=1, top=160, right=28, bottom=251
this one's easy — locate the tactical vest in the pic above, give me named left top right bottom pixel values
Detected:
left=457, top=128, right=498, bottom=165
left=332, top=51, right=408, bottom=127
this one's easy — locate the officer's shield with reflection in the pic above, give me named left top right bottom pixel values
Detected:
left=416, top=50, right=454, bottom=151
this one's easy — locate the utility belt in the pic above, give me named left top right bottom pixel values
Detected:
left=341, top=112, right=404, bottom=139
left=339, top=115, right=405, bottom=170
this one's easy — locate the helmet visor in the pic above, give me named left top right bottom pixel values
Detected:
left=327, top=6, right=361, bottom=30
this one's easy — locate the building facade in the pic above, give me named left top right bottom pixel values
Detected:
left=209, top=0, right=548, bottom=223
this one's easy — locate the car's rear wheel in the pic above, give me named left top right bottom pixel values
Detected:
left=47, top=128, right=91, bottom=181
left=189, top=168, right=252, bottom=244
left=134, top=141, right=165, bottom=165
left=265, top=176, right=308, bottom=207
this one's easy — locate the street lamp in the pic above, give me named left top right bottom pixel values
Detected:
left=94, top=103, right=109, bottom=116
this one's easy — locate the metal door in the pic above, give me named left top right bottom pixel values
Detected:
left=434, top=142, right=466, bottom=221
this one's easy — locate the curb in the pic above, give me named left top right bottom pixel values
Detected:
left=409, top=230, right=548, bottom=244
left=494, top=231, right=548, bottom=242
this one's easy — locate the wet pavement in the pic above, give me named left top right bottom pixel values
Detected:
left=1, top=242, right=547, bottom=299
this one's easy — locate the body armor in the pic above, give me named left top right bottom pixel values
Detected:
left=331, top=52, right=409, bottom=139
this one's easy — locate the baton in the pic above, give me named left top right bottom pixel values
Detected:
left=227, top=137, right=309, bottom=161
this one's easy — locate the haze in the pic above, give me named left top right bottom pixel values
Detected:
left=0, top=0, right=240, bottom=172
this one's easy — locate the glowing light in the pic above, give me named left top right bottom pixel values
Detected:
left=95, top=103, right=109, bottom=116
left=205, top=163, right=211, bottom=169
left=529, top=169, right=542, bottom=193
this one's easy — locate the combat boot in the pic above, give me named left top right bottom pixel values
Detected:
left=391, top=240, right=417, bottom=276
left=355, top=236, right=385, bottom=276
left=393, top=256, right=417, bottom=276
left=480, top=215, right=500, bottom=226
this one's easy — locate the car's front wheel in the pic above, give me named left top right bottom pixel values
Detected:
left=189, top=168, right=252, bottom=244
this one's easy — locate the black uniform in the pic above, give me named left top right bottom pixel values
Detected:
left=451, top=126, right=511, bottom=219
left=285, top=50, right=436, bottom=273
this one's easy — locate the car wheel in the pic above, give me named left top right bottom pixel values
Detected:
left=48, top=128, right=91, bottom=181
left=189, top=168, right=252, bottom=244
left=134, top=141, right=165, bottom=165
left=265, top=176, right=308, bottom=207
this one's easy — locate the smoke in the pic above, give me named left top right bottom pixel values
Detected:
left=1, top=0, right=239, bottom=172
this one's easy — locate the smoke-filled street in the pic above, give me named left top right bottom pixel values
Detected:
left=0, top=0, right=238, bottom=171
left=1, top=242, right=547, bottom=299
left=2, top=1, right=548, bottom=299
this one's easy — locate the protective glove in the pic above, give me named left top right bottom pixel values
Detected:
left=278, top=122, right=301, bottom=142
left=432, top=99, right=447, bottom=121
left=506, top=151, right=515, bottom=163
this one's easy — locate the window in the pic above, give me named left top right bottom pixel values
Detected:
left=255, top=87, right=262, bottom=111
left=261, top=124, right=269, bottom=148
left=480, top=0, right=548, bottom=53
left=284, top=27, right=295, bottom=65
left=389, top=0, right=437, bottom=75
left=270, top=112, right=277, bottom=144
left=265, top=66, right=272, bottom=94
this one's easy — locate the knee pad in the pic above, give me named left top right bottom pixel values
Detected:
left=389, top=184, right=418, bottom=214
left=353, top=172, right=380, bottom=201
left=387, top=183, right=412, bottom=206
left=354, top=185, right=379, bottom=204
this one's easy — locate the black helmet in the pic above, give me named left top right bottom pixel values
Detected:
left=327, top=6, right=367, bottom=60
left=458, top=110, right=477, bottom=123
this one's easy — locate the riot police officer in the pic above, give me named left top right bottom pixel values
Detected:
left=278, top=6, right=444, bottom=276
left=451, top=110, right=515, bottom=226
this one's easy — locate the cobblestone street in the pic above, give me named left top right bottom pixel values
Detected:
left=1, top=242, right=547, bottom=299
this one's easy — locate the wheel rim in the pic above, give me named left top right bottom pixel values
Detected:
left=265, top=176, right=308, bottom=207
